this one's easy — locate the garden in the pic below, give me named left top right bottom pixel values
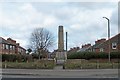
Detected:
left=64, top=52, right=119, bottom=69
left=2, top=54, right=55, bottom=69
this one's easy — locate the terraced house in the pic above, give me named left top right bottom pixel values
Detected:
left=90, top=33, right=120, bottom=53
left=79, top=33, right=120, bottom=53
left=0, top=37, right=26, bottom=55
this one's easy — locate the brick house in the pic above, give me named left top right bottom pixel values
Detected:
left=91, top=33, right=120, bottom=53
left=0, top=37, right=26, bottom=55
left=67, top=47, right=80, bottom=54
left=79, top=44, right=91, bottom=52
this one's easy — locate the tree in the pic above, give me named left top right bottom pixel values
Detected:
left=30, top=28, right=54, bottom=60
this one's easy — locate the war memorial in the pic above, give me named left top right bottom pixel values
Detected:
left=55, top=26, right=67, bottom=64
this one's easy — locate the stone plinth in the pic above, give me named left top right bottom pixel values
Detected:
left=55, top=52, right=67, bottom=64
left=56, top=52, right=67, bottom=60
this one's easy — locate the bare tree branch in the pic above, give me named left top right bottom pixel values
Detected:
left=30, top=28, right=54, bottom=60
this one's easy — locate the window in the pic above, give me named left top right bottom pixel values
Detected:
left=112, top=42, right=117, bottom=49
left=2, top=44, right=5, bottom=49
left=100, top=48, right=104, bottom=52
left=13, top=46, right=15, bottom=50
left=6, top=45, right=9, bottom=49
left=10, top=45, right=12, bottom=50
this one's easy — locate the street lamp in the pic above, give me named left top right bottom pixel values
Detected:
left=103, top=17, right=111, bottom=62
left=65, top=32, right=68, bottom=61
left=66, top=32, right=68, bottom=52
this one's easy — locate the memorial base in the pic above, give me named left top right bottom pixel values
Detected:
left=55, top=52, right=67, bottom=64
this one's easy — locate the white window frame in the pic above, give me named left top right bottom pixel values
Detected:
left=13, top=46, right=15, bottom=50
left=112, top=42, right=117, bottom=49
left=100, top=48, right=104, bottom=52
left=6, top=44, right=9, bottom=50
left=2, top=44, right=5, bottom=49
left=10, top=45, right=12, bottom=50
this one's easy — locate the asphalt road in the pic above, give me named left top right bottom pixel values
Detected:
left=1, top=68, right=118, bottom=78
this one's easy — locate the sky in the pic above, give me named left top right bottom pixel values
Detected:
left=0, top=0, right=119, bottom=52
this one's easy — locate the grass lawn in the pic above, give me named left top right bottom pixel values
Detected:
left=64, top=59, right=119, bottom=69
left=2, top=60, right=55, bottom=69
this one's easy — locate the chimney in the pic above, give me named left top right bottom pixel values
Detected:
left=82, top=45, right=84, bottom=48
left=70, top=48, right=72, bottom=50
left=82, top=44, right=91, bottom=48
left=77, top=47, right=80, bottom=50
left=16, top=43, right=19, bottom=46
left=86, top=44, right=91, bottom=47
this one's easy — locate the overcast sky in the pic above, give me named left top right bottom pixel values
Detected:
left=0, top=0, right=119, bottom=52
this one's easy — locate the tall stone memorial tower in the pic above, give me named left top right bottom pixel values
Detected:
left=56, top=25, right=67, bottom=64
left=58, top=26, right=64, bottom=52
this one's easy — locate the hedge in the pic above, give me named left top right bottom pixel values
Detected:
left=2, top=54, right=32, bottom=62
left=67, top=52, right=120, bottom=59
left=2, top=53, right=47, bottom=62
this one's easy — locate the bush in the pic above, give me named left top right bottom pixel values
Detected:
left=110, top=52, right=120, bottom=59
left=2, top=54, right=33, bottom=62
left=31, top=53, right=39, bottom=59
left=67, top=52, right=120, bottom=59
left=2, top=54, right=17, bottom=62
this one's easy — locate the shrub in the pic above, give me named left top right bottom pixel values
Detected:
left=2, top=54, right=17, bottom=62
left=67, top=52, right=119, bottom=59
left=2, top=54, right=33, bottom=62
left=31, top=53, right=39, bottom=59
left=110, top=52, right=120, bottom=59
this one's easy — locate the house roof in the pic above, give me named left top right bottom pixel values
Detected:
left=0, top=37, right=26, bottom=50
left=0, top=37, right=12, bottom=44
left=93, top=33, right=120, bottom=49
left=79, top=46, right=91, bottom=52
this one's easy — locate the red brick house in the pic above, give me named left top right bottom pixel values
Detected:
left=67, top=47, right=80, bottom=54
left=0, top=37, right=26, bottom=55
left=91, top=33, right=120, bottom=53
left=79, top=44, right=91, bottom=52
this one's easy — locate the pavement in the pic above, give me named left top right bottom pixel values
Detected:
left=1, top=69, right=119, bottom=78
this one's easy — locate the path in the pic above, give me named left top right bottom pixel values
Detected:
left=54, top=65, right=63, bottom=70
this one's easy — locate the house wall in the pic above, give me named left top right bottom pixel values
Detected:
left=95, top=48, right=100, bottom=53
left=95, top=33, right=120, bottom=53
left=1, top=43, right=16, bottom=54
left=0, top=44, right=2, bottom=54
left=0, top=37, right=26, bottom=55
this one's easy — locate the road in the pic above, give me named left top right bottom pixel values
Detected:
left=1, top=69, right=118, bottom=78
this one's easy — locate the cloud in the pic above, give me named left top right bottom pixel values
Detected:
left=0, top=0, right=119, bottom=2
left=0, top=2, right=118, bottom=51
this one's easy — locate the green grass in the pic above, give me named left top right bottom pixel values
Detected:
left=2, top=59, right=119, bottom=69
left=2, top=60, right=55, bottom=69
left=64, top=59, right=118, bottom=69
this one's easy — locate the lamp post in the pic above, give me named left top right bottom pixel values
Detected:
left=103, top=17, right=111, bottom=62
left=66, top=32, right=68, bottom=52
left=65, top=32, right=68, bottom=61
